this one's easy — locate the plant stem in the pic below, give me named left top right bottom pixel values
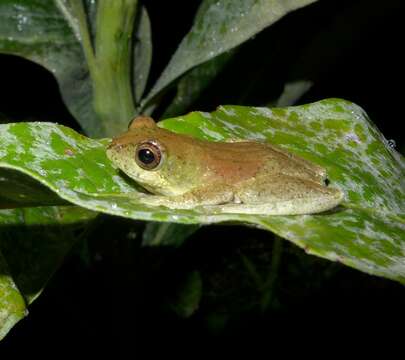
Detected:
left=260, top=235, right=283, bottom=311
left=68, top=0, right=138, bottom=136
left=240, top=252, right=264, bottom=289
left=68, top=0, right=97, bottom=71
left=92, top=0, right=138, bottom=136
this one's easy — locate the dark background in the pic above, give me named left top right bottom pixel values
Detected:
left=1, top=0, right=404, bottom=357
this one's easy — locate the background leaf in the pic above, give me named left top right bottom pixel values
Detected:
left=0, top=0, right=102, bottom=136
left=0, top=205, right=96, bottom=339
left=143, top=0, right=318, bottom=105
left=133, top=5, right=152, bottom=104
left=0, top=248, right=26, bottom=341
left=142, top=222, right=200, bottom=247
left=169, top=271, right=203, bottom=318
left=0, top=99, right=404, bottom=284
left=0, top=168, right=66, bottom=208
left=275, top=80, right=313, bottom=107
left=162, top=51, right=234, bottom=118
left=0, top=1, right=151, bottom=137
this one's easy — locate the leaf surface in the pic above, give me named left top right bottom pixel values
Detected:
left=0, top=99, right=403, bottom=283
left=0, top=0, right=150, bottom=137
left=144, top=0, right=318, bottom=104
left=0, top=205, right=96, bottom=339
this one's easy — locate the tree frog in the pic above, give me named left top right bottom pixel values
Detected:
left=106, top=116, right=344, bottom=215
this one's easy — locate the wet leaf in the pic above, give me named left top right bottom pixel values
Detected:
left=0, top=99, right=403, bottom=284
left=144, top=0, right=318, bottom=105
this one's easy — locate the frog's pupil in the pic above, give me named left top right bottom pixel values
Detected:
left=138, top=148, right=155, bottom=164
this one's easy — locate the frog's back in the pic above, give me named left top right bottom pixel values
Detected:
left=196, top=138, right=327, bottom=185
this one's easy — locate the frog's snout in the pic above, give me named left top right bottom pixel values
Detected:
left=107, top=141, right=123, bottom=151
left=106, top=142, right=125, bottom=163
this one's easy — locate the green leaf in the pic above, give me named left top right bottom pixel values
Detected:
left=0, top=249, right=26, bottom=341
left=0, top=206, right=96, bottom=303
left=163, top=51, right=234, bottom=118
left=0, top=168, right=67, bottom=208
left=169, top=271, right=202, bottom=318
left=142, top=222, right=200, bottom=247
left=0, top=205, right=96, bottom=340
left=275, top=80, right=313, bottom=107
left=0, top=99, right=404, bottom=284
left=0, top=1, right=149, bottom=137
left=143, top=0, right=318, bottom=105
left=133, top=5, right=152, bottom=104
left=0, top=205, right=97, bottom=226
left=0, top=0, right=101, bottom=136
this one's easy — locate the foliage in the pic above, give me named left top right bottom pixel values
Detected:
left=0, top=0, right=403, bottom=342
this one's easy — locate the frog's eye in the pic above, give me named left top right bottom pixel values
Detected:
left=135, top=141, right=164, bottom=170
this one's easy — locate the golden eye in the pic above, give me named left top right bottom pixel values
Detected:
left=135, top=141, right=163, bottom=170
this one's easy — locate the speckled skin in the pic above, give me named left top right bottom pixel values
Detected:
left=106, top=116, right=343, bottom=215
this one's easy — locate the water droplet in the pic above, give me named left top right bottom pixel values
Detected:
left=16, top=13, right=29, bottom=32
left=111, top=203, right=118, bottom=210
left=387, top=139, right=396, bottom=148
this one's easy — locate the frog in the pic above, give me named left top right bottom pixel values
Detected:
left=106, top=116, right=344, bottom=215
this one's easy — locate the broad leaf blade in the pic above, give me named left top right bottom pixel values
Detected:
left=0, top=168, right=67, bottom=208
left=134, top=6, right=152, bottom=104
left=144, top=0, right=318, bottom=105
left=256, top=208, right=404, bottom=283
left=0, top=0, right=102, bottom=136
left=0, top=206, right=96, bottom=226
left=0, top=1, right=149, bottom=137
left=0, top=99, right=403, bottom=284
left=163, top=51, right=234, bottom=118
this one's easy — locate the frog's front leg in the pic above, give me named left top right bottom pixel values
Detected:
left=139, top=184, right=235, bottom=209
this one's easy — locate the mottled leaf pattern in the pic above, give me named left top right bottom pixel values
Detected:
left=0, top=99, right=403, bottom=285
